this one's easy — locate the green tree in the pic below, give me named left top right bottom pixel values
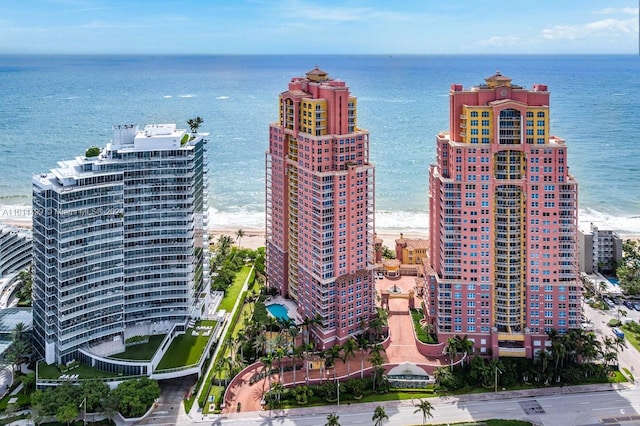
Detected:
left=112, top=377, right=160, bottom=418
left=369, top=351, right=384, bottom=392
left=381, top=246, right=394, bottom=259
left=79, top=379, right=110, bottom=412
left=17, top=268, right=32, bottom=305
left=372, top=405, right=389, bottom=426
left=413, top=398, right=434, bottom=425
left=617, top=240, right=640, bottom=295
left=100, top=393, right=120, bottom=423
left=269, top=381, right=284, bottom=407
left=325, top=413, right=340, bottom=426
left=324, top=344, right=343, bottom=381
left=56, top=403, right=78, bottom=425
left=236, top=229, right=245, bottom=248
left=342, top=337, right=357, bottom=378
left=357, top=335, right=370, bottom=379
left=187, top=116, right=204, bottom=134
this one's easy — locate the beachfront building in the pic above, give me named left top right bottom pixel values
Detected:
left=0, top=224, right=32, bottom=278
left=32, top=124, right=209, bottom=367
left=578, top=223, right=622, bottom=274
left=426, top=72, right=580, bottom=358
left=266, top=67, right=376, bottom=349
left=395, top=235, right=429, bottom=265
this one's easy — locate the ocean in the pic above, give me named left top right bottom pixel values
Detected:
left=0, top=55, right=638, bottom=234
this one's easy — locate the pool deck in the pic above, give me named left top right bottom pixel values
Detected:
left=582, top=272, right=622, bottom=296
left=265, top=296, right=302, bottom=324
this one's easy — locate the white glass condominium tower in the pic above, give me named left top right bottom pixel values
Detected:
left=32, top=124, right=209, bottom=365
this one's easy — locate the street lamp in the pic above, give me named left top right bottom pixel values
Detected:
left=494, top=366, right=502, bottom=393
left=337, top=381, right=340, bottom=406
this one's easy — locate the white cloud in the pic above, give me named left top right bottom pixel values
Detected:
left=543, top=17, right=638, bottom=40
left=478, top=36, right=520, bottom=47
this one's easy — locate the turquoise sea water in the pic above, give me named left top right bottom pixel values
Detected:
left=0, top=55, right=638, bottom=233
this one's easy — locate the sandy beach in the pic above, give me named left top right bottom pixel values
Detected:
left=3, top=217, right=638, bottom=251
left=1, top=216, right=423, bottom=251
left=208, top=227, right=426, bottom=251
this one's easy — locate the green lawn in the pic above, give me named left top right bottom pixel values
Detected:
left=156, top=323, right=216, bottom=370
left=110, top=335, right=165, bottom=360
left=621, top=324, right=640, bottom=353
left=218, top=266, right=251, bottom=312
left=37, top=361, right=118, bottom=380
left=203, top=385, right=224, bottom=414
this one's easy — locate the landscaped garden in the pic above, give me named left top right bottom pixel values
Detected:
left=411, top=307, right=437, bottom=344
left=110, top=334, right=165, bottom=360
left=156, top=320, right=217, bottom=370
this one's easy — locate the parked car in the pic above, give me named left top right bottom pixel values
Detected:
left=376, top=273, right=384, bottom=279
left=624, top=301, right=634, bottom=310
left=633, top=302, right=640, bottom=311
left=612, top=327, right=625, bottom=339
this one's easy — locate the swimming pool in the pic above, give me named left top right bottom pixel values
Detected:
left=608, top=277, right=620, bottom=286
left=266, top=303, right=290, bottom=320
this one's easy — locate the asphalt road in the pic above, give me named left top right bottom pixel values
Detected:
left=583, top=302, right=640, bottom=380
left=187, top=385, right=640, bottom=426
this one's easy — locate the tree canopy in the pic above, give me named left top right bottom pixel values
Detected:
left=617, top=239, right=640, bottom=295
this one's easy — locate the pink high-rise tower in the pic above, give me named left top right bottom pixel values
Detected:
left=266, top=68, right=376, bottom=349
left=426, top=72, right=580, bottom=358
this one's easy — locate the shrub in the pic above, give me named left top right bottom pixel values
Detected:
left=608, top=319, right=622, bottom=327
left=85, top=146, right=100, bottom=157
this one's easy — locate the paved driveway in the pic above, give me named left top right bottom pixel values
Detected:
left=583, top=303, right=639, bottom=381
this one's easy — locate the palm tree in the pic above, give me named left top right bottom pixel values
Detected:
left=457, top=335, right=474, bottom=365
left=413, top=398, right=434, bottom=425
left=433, top=366, right=452, bottom=387
left=270, top=381, right=284, bottom=407
left=302, top=342, right=314, bottom=385
left=253, top=333, right=268, bottom=357
left=372, top=405, right=389, bottom=426
left=357, top=335, right=370, bottom=379
left=325, top=413, right=340, bottom=426
left=446, top=337, right=459, bottom=370
left=261, top=354, right=275, bottom=392
left=288, top=325, right=300, bottom=352
left=275, top=346, right=286, bottom=381
left=369, top=351, right=384, bottom=392
left=301, top=317, right=313, bottom=345
left=325, top=344, right=343, bottom=381
left=342, top=338, right=357, bottom=379
left=187, top=116, right=204, bottom=133
left=212, top=359, right=225, bottom=386
left=236, top=229, right=245, bottom=248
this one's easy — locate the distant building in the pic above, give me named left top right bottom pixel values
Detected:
left=426, top=72, right=580, bottom=359
left=395, top=234, right=428, bottom=265
left=578, top=223, right=623, bottom=274
left=0, top=224, right=31, bottom=278
left=32, top=124, right=209, bottom=368
left=266, top=67, right=376, bottom=349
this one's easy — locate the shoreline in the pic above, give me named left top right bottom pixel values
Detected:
left=3, top=218, right=639, bottom=252
left=1, top=217, right=424, bottom=251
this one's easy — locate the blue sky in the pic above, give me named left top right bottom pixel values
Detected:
left=1, top=0, right=638, bottom=54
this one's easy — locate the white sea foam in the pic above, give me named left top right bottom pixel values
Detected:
left=216, top=96, right=229, bottom=100
left=578, top=208, right=640, bottom=236
left=2, top=203, right=639, bottom=238
left=163, top=95, right=172, bottom=98
left=178, top=94, right=196, bottom=98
